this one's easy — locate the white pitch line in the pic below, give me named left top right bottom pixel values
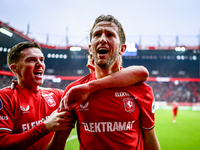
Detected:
left=66, top=135, right=78, bottom=142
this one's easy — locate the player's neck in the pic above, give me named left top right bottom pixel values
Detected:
left=18, top=82, right=39, bottom=93
left=95, top=65, right=120, bottom=79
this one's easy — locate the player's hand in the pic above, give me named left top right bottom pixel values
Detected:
left=60, top=83, right=91, bottom=111
left=11, top=80, right=18, bottom=90
left=86, top=63, right=95, bottom=72
left=86, top=54, right=95, bottom=73
left=44, top=110, right=74, bottom=131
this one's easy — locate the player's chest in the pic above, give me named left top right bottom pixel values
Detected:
left=15, top=92, right=58, bottom=114
left=76, top=89, right=141, bottom=122
left=12, top=93, right=59, bottom=132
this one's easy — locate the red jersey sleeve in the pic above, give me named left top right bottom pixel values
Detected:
left=0, top=122, right=50, bottom=150
left=0, top=87, right=16, bottom=133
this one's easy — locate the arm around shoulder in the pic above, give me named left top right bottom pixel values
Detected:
left=60, top=65, right=149, bottom=111
left=124, top=65, right=149, bottom=82
left=88, top=65, right=149, bottom=93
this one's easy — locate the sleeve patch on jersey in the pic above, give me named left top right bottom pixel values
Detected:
left=152, top=99, right=155, bottom=114
left=0, top=100, right=3, bottom=110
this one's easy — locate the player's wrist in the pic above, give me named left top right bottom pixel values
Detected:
left=41, top=122, right=51, bottom=133
left=44, top=120, right=51, bottom=131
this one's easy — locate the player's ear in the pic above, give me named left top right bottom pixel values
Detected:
left=10, top=64, right=18, bottom=73
left=119, top=44, right=126, bottom=55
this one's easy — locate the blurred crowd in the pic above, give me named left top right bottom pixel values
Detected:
left=146, top=81, right=199, bottom=103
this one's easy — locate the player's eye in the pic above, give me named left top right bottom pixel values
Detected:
left=94, top=33, right=100, bottom=37
left=40, top=58, right=44, bottom=62
left=93, top=31, right=101, bottom=37
left=107, top=33, right=113, bottom=37
left=28, top=58, right=35, bottom=62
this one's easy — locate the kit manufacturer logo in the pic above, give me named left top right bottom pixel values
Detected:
left=20, top=105, right=30, bottom=113
left=79, top=102, right=89, bottom=111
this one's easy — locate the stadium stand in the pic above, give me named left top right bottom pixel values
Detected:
left=0, top=20, right=199, bottom=103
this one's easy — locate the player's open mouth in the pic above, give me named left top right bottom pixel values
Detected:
left=98, top=48, right=109, bottom=54
left=34, top=71, right=43, bottom=77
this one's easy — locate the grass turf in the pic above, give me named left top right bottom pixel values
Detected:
left=65, top=128, right=79, bottom=150
left=65, top=109, right=200, bottom=150
left=155, top=109, right=200, bottom=150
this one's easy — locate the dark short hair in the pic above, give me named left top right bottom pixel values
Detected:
left=7, top=41, right=41, bottom=67
left=89, top=14, right=126, bottom=44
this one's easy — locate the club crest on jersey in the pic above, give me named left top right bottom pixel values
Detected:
left=0, top=100, right=3, bottom=110
left=123, top=97, right=135, bottom=113
left=44, top=95, right=56, bottom=107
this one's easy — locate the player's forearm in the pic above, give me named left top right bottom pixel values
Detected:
left=142, top=128, right=161, bottom=150
left=88, top=65, right=149, bottom=93
left=0, top=122, right=50, bottom=149
left=46, top=129, right=72, bottom=150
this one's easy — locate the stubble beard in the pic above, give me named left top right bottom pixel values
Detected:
left=95, top=55, right=118, bottom=70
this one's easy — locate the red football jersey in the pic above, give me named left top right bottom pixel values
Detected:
left=172, top=103, right=179, bottom=116
left=64, top=72, right=155, bottom=150
left=0, top=84, right=63, bottom=150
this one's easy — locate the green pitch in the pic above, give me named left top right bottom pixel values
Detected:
left=65, top=127, right=79, bottom=150
left=155, top=109, right=200, bottom=150
left=64, top=109, right=200, bottom=150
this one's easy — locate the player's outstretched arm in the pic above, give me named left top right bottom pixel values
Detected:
left=89, top=65, right=149, bottom=91
left=61, top=65, right=149, bottom=110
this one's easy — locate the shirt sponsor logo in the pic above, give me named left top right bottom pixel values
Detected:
left=123, top=97, right=135, bottom=113
left=82, top=120, right=135, bottom=132
left=22, top=116, right=49, bottom=132
left=0, top=100, right=3, bottom=110
left=20, top=105, right=30, bottom=113
left=115, top=92, right=131, bottom=97
left=0, top=116, right=8, bottom=120
left=43, top=93, right=56, bottom=107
